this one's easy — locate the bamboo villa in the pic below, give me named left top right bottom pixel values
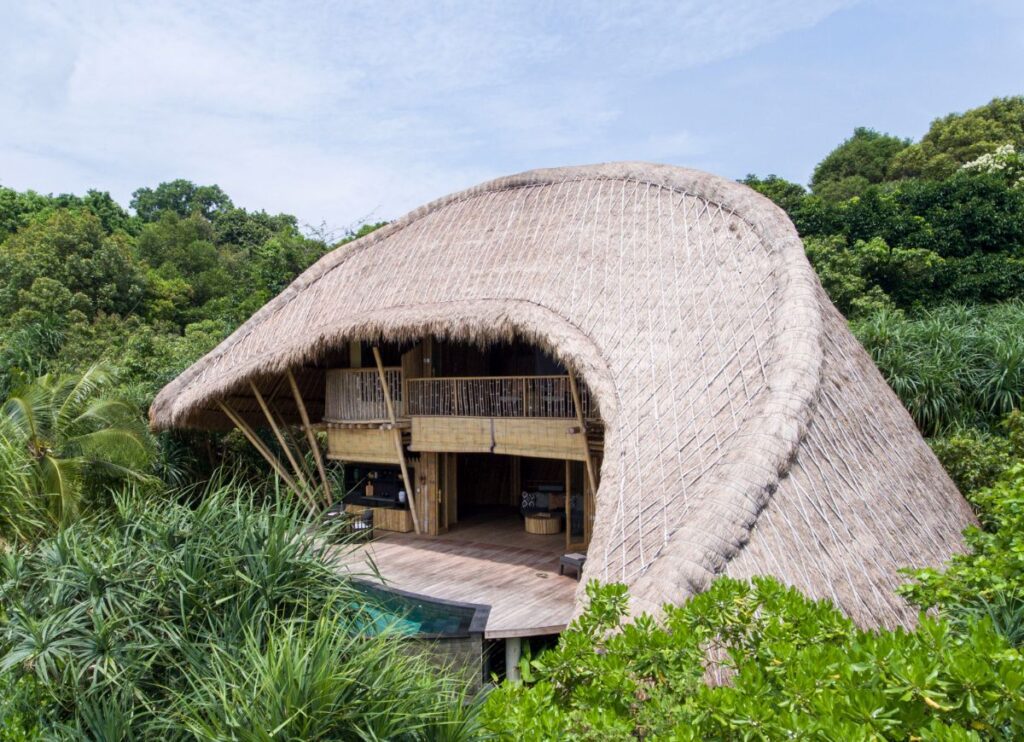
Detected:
left=150, top=163, right=975, bottom=675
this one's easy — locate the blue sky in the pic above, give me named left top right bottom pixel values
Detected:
left=2, top=1, right=1022, bottom=232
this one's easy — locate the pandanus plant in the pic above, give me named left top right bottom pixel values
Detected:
left=0, top=364, right=154, bottom=527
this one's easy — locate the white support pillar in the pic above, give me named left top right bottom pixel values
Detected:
left=505, top=637, right=522, bottom=683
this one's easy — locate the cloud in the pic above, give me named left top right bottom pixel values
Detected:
left=0, top=0, right=854, bottom=227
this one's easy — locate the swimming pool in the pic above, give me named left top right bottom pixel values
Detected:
left=352, top=581, right=489, bottom=639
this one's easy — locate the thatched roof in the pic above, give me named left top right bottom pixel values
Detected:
left=150, top=162, right=974, bottom=628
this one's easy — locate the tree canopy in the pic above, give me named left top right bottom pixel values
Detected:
left=810, top=126, right=910, bottom=200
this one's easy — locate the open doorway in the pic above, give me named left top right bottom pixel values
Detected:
left=456, top=453, right=518, bottom=521
left=449, top=453, right=591, bottom=550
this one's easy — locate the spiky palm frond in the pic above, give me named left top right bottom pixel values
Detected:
left=1, top=481, right=478, bottom=739
left=854, top=301, right=1024, bottom=435
left=0, top=365, right=155, bottom=528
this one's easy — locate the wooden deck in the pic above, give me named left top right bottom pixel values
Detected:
left=330, top=512, right=579, bottom=638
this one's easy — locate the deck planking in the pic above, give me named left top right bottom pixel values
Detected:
left=331, top=513, right=579, bottom=638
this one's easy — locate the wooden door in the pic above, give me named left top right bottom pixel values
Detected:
left=564, top=457, right=597, bottom=551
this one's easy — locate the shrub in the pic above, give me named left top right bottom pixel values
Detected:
left=0, top=672, right=50, bottom=741
left=930, top=413, right=1023, bottom=495
left=902, top=463, right=1024, bottom=649
left=0, top=483, right=476, bottom=739
left=483, top=579, right=1024, bottom=740
left=852, top=304, right=1024, bottom=435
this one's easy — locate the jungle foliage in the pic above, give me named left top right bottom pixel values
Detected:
left=0, top=484, right=477, bottom=740
left=483, top=579, right=1024, bottom=740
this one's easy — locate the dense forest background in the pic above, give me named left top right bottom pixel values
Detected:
left=2, top=97, right=1024, bottom=738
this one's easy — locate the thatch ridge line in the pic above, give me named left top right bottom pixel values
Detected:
left=150, top=163, right=801, bottom=425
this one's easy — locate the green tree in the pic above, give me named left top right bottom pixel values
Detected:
left=213, top=206, right=298, bottom=250
left=0, top=187, right=54, bottom=239
left=811, top=126, right=910, bottom=199
left=0, top=209, right=144, bottom=320
left=891, top=96, right=1024, bottom=180
left=739, top=174, right=807, bottom=214
left=130, top=179, right=234, bottom=222
left=136, top=212, right=234, bottom=318
left=803, top=235, right=894, bottom=317
left=0, top=365, right=153, bottom=525
left=81, top=189, right=137, bottom=235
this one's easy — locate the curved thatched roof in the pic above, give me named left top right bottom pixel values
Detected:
left=151, top=162, right=974, bottom=627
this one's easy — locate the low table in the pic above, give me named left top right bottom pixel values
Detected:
left=524, top=512, right=562, bottom=535
left=559, top=553, right=587, bottom=580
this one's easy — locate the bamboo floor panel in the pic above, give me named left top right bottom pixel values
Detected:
left=331, top=514, right=578, bottom=638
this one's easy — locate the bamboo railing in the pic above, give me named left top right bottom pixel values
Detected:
left=325, top=368, right=403, bottom=421
left=406, top=375, right=595, bottom=419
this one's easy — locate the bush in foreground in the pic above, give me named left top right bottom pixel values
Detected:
left=902, top=463, right=1024, bottom=649
left=483, top=579, right=1024, bottom=740
left=0, top=484, right=476, bottom=740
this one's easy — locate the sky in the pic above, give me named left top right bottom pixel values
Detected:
left=2, top=0, right=1023, bottom=233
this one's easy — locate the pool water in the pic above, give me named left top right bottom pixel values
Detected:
left=352, top=582, right=480, bottom=638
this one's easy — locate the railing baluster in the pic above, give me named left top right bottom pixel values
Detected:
left=398, top=374, right=594, bottom=420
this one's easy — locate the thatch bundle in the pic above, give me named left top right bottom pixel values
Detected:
left=150, top=163, right=974, bottom=627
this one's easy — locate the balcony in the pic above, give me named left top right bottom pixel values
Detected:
left=325, top=370, right=595, bottom=423
left=325, top=369, right=599, bottom=464
left=325, top=367, right=404, bottom=423
left=406, top=375, right=594, bottom=419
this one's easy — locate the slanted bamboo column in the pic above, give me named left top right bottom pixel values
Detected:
left=568, top=370, right=599, bottom=498
left=373, top=346, right=421, bottom=534
left=274, top=401, right=317, bottom=486
left=217, top=399, right=316, bottom=510
left=287, top=369, right=332, bottom=507
left=249, top=381, right=309, bottom=492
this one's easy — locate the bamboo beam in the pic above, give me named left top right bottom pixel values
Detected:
left=286, top=369, right=332, bottom=508
left=217, top=400, right=308, bottom=505
left=274, top=402, right=317, bottom=485
left=373, top=346, right=421, bottom=534
left=249, top=381, right=309, bottom=491
left=568, top=370, right=599, bottom=499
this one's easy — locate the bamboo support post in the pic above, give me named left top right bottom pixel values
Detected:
left=217, top=400, right=312, bottom=507
left=568, top=370, right=599, bottom=498
left=250, top=381, right=309, bottom=491
left=373, top=346, right=421, bottom=534
left=272, top=400, right=316, bottom=485
left=287, top=369, right=332, bottom=508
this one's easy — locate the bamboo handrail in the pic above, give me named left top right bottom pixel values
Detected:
left=373, top=347, right=421, bottom=534
left=414, top=374, right=574, bottom=382
left=406, top=375, right=593, bottom=419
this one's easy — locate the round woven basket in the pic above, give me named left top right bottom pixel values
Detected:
left=524, top=514, right=562, bottom=535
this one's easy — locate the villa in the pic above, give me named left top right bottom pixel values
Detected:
left=150, top=162, right=974, bottom=677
